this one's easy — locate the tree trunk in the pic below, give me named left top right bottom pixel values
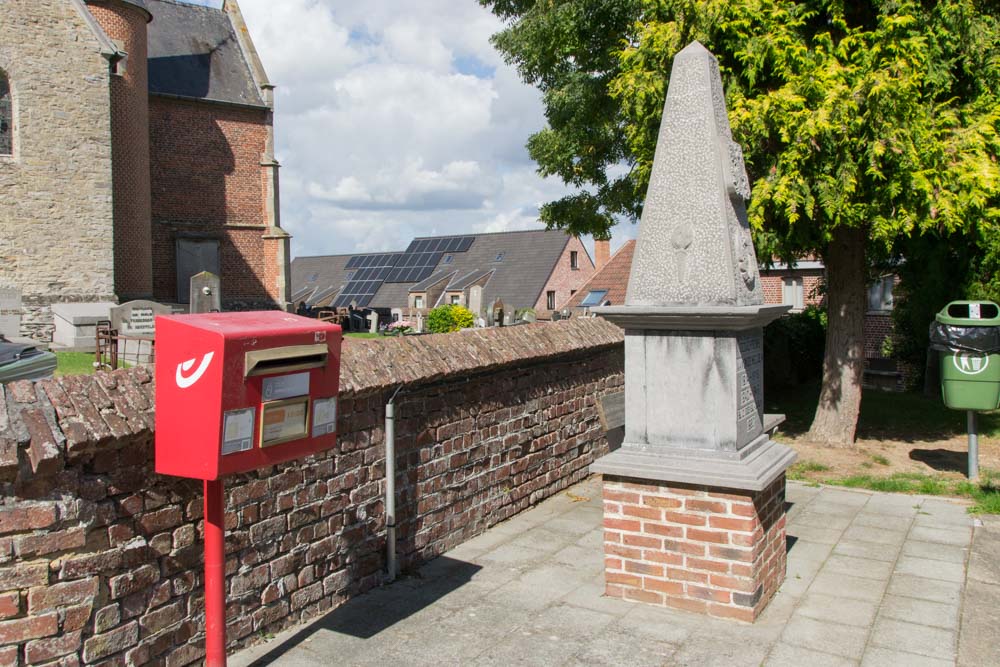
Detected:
left=807, top=226, right=867, bottom=446
left=923, top=347, right=940, bottom=399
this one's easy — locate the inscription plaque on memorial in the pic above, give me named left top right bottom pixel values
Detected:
left=735, top=330, right=764, bottom=446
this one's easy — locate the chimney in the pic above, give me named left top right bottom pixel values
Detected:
left=594, top=238, right=611, bottom=271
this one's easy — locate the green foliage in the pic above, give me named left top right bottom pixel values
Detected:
left=55, top=352, right=96, bottom=377
left=426, top=305, right=475, bottom=333
left=763, top=306, right=827, bottom=388
left=482, top=0, right=1000, bottom=260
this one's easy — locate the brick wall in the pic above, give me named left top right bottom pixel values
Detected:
left=87, top=0, right=154, bottom=301
left=149, top=96, right=277, bottom=307
left=0, top=318, right=624, bottom=665
left=535, top=236, right=597, bottom=316
left=759, top=269, right=824, bottom=308
left=602, top=474, right=787, bottom=623
left=0, top=1, right=117, bottom=340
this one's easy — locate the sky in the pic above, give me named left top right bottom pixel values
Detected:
left=212, top=0, right=637, bottom=261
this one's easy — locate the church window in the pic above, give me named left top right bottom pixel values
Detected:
left=0, top=73, right=11, bottom=156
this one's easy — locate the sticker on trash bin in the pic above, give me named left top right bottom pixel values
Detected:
left=954, top=353, right=989, bottom=376
left=970, top=303, right=982, bottom=319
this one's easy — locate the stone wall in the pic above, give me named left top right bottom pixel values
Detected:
left=0, top=1, right=117, bottom=340
left=0, top=319, right=624, bottom=665
left=87, top=0, right=154, bottom=301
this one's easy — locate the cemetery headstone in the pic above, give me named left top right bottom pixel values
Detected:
left=110, top=300, right=173, bottom=366
left=189, top=271, right=222, bottom=314
left=591, top=41, right=795, bottom=623
left=0, top=287, right=20, bottom=340
left=468, top=285, right=483, bottom=319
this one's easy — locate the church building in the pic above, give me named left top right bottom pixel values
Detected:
left=0, top=0, right=291, bottom=341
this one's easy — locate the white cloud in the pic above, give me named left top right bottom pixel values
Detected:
left=237, top=0, right=595, bottom=258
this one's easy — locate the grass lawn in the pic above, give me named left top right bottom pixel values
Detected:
left=771, top=381, right=1000, bottom=513
left=54, top=352, right=97, bottom=377
left=343, top=332, right=383, bottom=339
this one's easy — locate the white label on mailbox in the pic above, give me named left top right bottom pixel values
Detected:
left=222, top=407, right=255, bottom=455
left=312, top=397, right=337, bottom=437
left=262, top=372, right=310, bottom=401
left=970, top=303, right=982, bottom=319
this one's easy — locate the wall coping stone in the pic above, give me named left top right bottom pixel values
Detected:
left=0, top=318, right=624, bottom=482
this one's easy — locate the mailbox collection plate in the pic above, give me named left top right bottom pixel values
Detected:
left=261, top=397, right=311, bottom=447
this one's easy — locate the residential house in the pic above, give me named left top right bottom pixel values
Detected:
left=291, top=230, right=595, bottom=322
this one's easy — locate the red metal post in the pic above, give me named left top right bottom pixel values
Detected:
left=204, top=478, right=227, bottom=667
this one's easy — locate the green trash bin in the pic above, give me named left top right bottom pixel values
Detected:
left=931, top=301, right=1000, bottom=411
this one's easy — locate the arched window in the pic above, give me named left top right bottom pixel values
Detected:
left=0, top=72, right=11, bottom=156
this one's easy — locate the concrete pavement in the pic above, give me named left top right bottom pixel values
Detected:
left=233, top=477, right=993, bottom=666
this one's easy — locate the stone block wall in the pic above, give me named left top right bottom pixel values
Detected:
left=0, top=319, right=624, bottom=665
left=602, top=474, right=787, bottom=623
left=87, top=0, right=153, bottom=301
left=0, top=1, right=117, bottom=340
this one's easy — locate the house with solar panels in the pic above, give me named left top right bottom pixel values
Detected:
left=291, top=230, right=595, bottom=323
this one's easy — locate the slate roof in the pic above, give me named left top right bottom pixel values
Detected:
left=290, top=254, right=355, bottom=308
left=371, top=229, right=571, bottom=311
left=562, top=240, right=636, bottom=311
left=291, top=230, right=573, bottom=312
left=145, top=0, right=265, bottom=108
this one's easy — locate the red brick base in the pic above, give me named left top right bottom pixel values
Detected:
left=602, top=474, right=787, bottom=622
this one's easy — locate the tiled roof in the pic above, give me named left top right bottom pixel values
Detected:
left=562, top=240, right=636, bottom=310
left=290, top=254, right=355, bottom=308
left=146, top=0, right=265, bottom=108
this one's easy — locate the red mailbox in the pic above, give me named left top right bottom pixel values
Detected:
left=153, top=311, right=341, bottom=667
left=155, top=311, right=342, bottom=480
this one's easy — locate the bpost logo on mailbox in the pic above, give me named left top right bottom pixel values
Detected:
left=176, top=352, right=215, bottom=388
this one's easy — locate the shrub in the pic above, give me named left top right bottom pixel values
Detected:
left=763, top=306, right=827, bottom=390
left=426, top=305, right=474, bottom=333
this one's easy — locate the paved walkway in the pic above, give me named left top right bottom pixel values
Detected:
left=233, top=477, right=998, bottom=666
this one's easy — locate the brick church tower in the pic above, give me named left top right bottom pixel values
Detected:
left=0, top=0, right=291, bottom=342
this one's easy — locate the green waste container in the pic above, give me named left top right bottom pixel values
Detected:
left=930, top=301, right=1000, bottom=411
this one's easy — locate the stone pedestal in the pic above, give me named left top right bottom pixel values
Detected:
left=589, top=41, right=795, bottom=623
left=603, top=474, right=787, bottom=622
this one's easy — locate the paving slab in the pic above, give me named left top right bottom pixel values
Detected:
left=765, top=642, right=857, bottom=667
left=869, top=617, right=957, bottom=661
left=878, top=594, right=960, bottom=630
left=780, top=615, right=868, bottom=660
left=230, top=479, right=989, bottom=667
left=795, top=592, right=878, bottom=627
left=901, top=539, right=968, bottom=564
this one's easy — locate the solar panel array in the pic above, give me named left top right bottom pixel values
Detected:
left=406, top=237, right=474, bottom=254
left=329, top=238, right=476, bottom=307
left=333, top=254, right=399, bottom=308
left=384, top=252, right=442, bottom=283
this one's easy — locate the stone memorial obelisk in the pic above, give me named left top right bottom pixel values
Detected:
left=592, top=42, right=796, bottom=622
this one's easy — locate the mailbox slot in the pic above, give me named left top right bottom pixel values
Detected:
left=245, top=344, right=327, bottom=377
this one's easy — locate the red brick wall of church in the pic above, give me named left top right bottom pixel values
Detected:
left=148, top=96, right=278, bottom=306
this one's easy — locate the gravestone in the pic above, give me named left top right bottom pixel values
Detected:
left=367, top=312, right=378, bottom=334
left=415, top=313, right=424, bottom=333
left=189, top=271, right=222, bottom=314
left=591, top=41, right=795, bottom=623
left=52, top=302, right=118, bottom=351
left=110, top=300, right=172, bottom=366
left=468, top=285, right=483, bottom=319
left=0, top=287, right=20, bottom=340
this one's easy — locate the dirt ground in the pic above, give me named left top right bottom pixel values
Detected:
left=781, top=431, right=1000, bottom=482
